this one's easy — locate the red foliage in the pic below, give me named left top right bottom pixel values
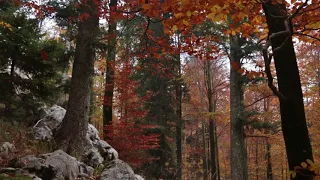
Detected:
left=40, top=50, right=48, bottom=61
left=104, top=122, right=160, bottom=168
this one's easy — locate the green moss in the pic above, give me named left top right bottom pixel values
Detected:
left=94, top=160, right=109, bottom=176
left=0, top=174, right=33, bottom=180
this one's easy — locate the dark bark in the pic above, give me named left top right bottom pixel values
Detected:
left=255, top=140, right=259, bottom=180
left=204, top=59, right=217, bottom=180
left=175, top=40, right=182, bottom=180
left=103, top=0, right=117, bottom=130
left=266, top=139, right=273, bottom=180
left=317, top=69, right=320, bottom=97
left=54, top=0, right=99, bottom=156
left=214, top=123, right=221, bottom=180
left=262, top=3, right=314, bottom=179
left=10, top=57, right=15, bottom=78
left=230, top=35, right=248, bottom=180
left=202, top=121, right=208, bottom=180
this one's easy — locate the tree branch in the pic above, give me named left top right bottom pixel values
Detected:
left=289, top=0, right=309, bottom=19
left=294, top=32, right=320, bottom=42
left=245, top=94, right=273, bottom=108
left=261, top=41, right=286, bottom=100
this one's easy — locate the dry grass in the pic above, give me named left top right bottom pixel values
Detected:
left=0, top=120, right=53, bottom=167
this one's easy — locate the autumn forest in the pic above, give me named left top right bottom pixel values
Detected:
left=0, top=0, right=319, bottom=179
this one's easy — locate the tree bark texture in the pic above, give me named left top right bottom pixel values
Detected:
left=175, top=50, right=182, bottom=180
left=202, top=121, right=208, bottom=180
left=266, top=139, right=273, bottom=180
left=230, top=35, right=248, bottom=180
left=103, top=0, right=117, bottom=129
left=262, top=3, right=314, bottom=179
left=204, top=59, right=217, bottom=180
left=54, top=0, right=99, bottom=156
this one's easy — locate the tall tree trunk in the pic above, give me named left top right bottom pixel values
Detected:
left=198, top=67, right=208, bottom=180
left=175, top=35, right=182, bottom=180
left=204, top=59, right=217, bottom=180
left=89, top=85, right=96, bottom=124
left=266, top=139, right=273, bottom=180
left=202, top=121, right=208, bottom=180
left=255, top=139, right=259, bottom=180
left=214, top=123, right=221, bottom=180
left=262, top=3, right=314, bottom=179
left=54, top=0, right=99, bottom=156
left=230, top=35, right=248, bottom=180
left=317, top=69, right=320, bottom=97
left=103, top=0, right=117, bottom=131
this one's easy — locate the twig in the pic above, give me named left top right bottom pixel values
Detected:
left=245, top=94, right=273, bottom=108
left=289, top=0, right=309, bottom=20
left=294, top=32, right=320, bottom=42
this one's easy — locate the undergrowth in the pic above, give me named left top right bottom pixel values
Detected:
left=0, top=120, right=54, bottom=167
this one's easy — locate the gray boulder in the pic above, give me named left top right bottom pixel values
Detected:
left=83, top=147, right=104, bottom=167
left=31, top=105, right=66, bottom=140
left=15, top=150, right=80, bottom=180
left=87, top=123, right=100, bottom=145
left=98, top=140, right=119, bottom=161
left=42, top=150, right=79, bottom=180
left=135, top=174, right=145, bottom=180
left=0, top=142, right=16, bottom=159
left=16, top=155, right=45, bottom=170
left=99, top=159, right=136, bottom=180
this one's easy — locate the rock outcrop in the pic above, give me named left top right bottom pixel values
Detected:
left=31, top=105, right=66, bottom=140
left=100, top=159, right=137, bottom=180
left=0, top=105, right=144, bottom=180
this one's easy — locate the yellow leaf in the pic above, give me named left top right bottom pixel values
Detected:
left=142, top=4, right=151, bottom=11
left=174, top=13, right=184, bottom=18
left=186, top=11, right=192, bottom=17
left=207, top=13, right=215, bottom=20
left=305, top=22, right=320, bottom=29
left=306, top=159, right=314, bottom=166
left=183, top=19, right=189, bottom=26
left=292, top=171, right=296, bottom=178
left=173, top=25, right=178, bottom=31
left=301, top=162, right=308, bottom=168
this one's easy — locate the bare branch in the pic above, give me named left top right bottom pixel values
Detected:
left=270, top=20, right=292, bottom=53
left=289, top=0, right=309, bottom=19
left=245, top=94, right=274, bottom=108
left=261, top=42, right=286, bottom=100
left=268, top=29, right=290, bottom=40
left=294, top=32, right=320, bottom=42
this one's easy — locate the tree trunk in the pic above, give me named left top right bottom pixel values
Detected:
left=266, top=139, right=273, bottom=180
left=103, top=0, right=117, bottom=130
left=256, top=139, right=259, bottom=180
left=262, top=3, right=314, bottom=179
left=214, top=123, right=221, bottom=180
left=175, top=36, right=182, bottom=180
left=54, top=0, right=99, bottom=156
left=202, top=121, right=208, bottom=180
left=230, top=35, right=248, bottom=180
left=204, top=58, right=217, bottom=180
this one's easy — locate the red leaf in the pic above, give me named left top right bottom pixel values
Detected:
left=40, top=50, right=48, bottom=61
left=231, top=61, right=240, bottom=70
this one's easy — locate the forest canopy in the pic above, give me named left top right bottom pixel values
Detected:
left=0, top=0, right=319, bottom=179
